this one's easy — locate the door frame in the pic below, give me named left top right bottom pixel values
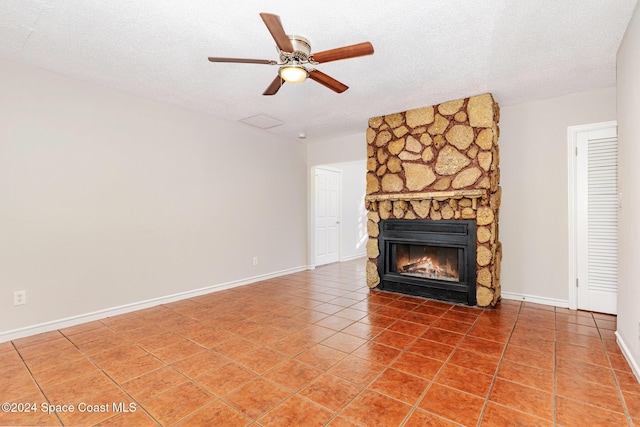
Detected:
left=308, top=165, right=342, bottom=268
left=567, top=120, right=617, bottom=310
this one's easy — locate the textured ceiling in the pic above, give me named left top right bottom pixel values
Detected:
left=1, top=0, right=637, bottom=141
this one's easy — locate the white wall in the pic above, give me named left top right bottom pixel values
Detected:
left=499, top=88, right=617, bottom=304
left=617, top=1, right=640, bottom=380
left=307, top=132, right=366, bottom=166
left=307, top=134, right=367, bottom=265
left=0, top=58, right=308, bottom=336
left=337, top=161, right=367, bottom=261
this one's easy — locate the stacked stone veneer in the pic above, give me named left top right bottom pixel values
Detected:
left=365, top=93, right=502, bottom=307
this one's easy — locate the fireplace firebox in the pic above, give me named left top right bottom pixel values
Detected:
left=377, top=219, right=477, bottom=305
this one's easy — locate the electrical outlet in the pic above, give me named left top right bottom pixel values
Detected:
left=252, top=257, right=258, bottom=266
left=13, top=290, right=26, bottom=306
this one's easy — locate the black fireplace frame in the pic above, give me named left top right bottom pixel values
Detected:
left=377, top=219, right=477, bottom=305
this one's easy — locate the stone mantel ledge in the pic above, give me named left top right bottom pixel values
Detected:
left=365, top=189, right=486, bottom=203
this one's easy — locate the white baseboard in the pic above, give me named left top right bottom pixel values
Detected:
left=0, top=265, right=311, bottom=344
left=500, top=292, right=570, bottom=308
left=615, top=331, right=640, bottom=385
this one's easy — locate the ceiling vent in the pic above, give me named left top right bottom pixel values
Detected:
left=239, top=114, right=284, bottom=129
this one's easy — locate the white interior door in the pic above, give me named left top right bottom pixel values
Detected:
left=315, top=168, right=340, bottom=266
left=575, top=124, right=618, bottom=314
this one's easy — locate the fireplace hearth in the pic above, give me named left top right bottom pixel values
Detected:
left=377, top=219, right=477, bottom=305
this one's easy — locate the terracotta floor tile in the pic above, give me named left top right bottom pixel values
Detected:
left=143, top=381, right=214, bottom=426
left=623, top=390, right=640, bottom=420
left=321, top=331, right=368, bottom=353
left=264, top=359, right=323, bottom=392
left=609, top=352, right=633, bottom=371
left=334, top=307, right=368, bottom=321
left=4, top=260, right=637, bottom=426
left=391, top=352, right=443, bottom=380
left=556, top=396, right=629, bottom=426
left=555, top=357, right=617, bottom=389
left=497, top=359, right=554, bottom=392
left=556, top=373, right=626, bottom=413
left=173, top=400, right=250, bottom=427
left=299, top=373, right=362, bottom=412
left=235, top=346, right=289, bottom=374
left=341, top=389, right=412, bottom=427
left=503, top=344, right=555, bottom=370
left=0, top=363, right=41, bottom=400
left=387, top=319, right=430, bottom=336
left=170, top=349, right=227, bottom=378
left=295, top=344, right=348, bottom=370
left=352, top=341, right=402, bottom=365
left=151, top=338, right=205, bottom=364
left=449, top=348, right=500, bottom=376
left=329, top=354, right=386, bottom=387
left=223, top=377, right=291, bottom=419
left=480, top=402, right=554, bottom=426
left=314, top=315, right=356, bottom=331
left=431, top=318, right=473, bottom=334
left=435, top=363, right=493, bottom=398
left=555, top=330, right=603, bottom=349
left=55, top=384, right=134, bottom=427
left=195, top=362, right=257, bottom=397
left=489, top=378, right=554, bottom=421
left=102, top=353, right=165, bottom=384
left=23, top=345, right=85, bottom=373
left=267, top=334, right=316, bottom=357
left=361, top=313, right=397, bottom=328
left=468, top=324, right=512, bottom=342
left=421, top=327, right=464, bottom=346
left=418, top=383, right=485, bottom=426
left=241, top=325, right=289, bottom=345
left=121, top=366, right=188, bottom=402
left=369, top=368, right=430, bottom=405
left=441, top=310, right=479, bottom=324
left=12, top=330, right=63, bottom=349
left=556, top=341, right=610, bottom=367
left=341, top=321, right=383, bottom=340
left=407, top=338, right=455, bottom=361
left=89, top=343, right=147, bottom=367
left=615, top=369, right=640, bottom=394
left=134, top=330, right=187, bottom=351
left=372, top=329, right=416, bottom=350
left=258, top=395, right=334, bottom=427
left=457, top=335, right=505, bottom=358
left=30, top=357, right=99, bottom=389
left=295, top=324, right=339, bottom=342
left=96, top=408, right=161, bottom=427
left=401, top=311, right=440, bottom=326
left=16, top=336, right=77, bottom=360
left=0, top=391, right=62, bottom=427
left=59, top=320, right=104, bottom=336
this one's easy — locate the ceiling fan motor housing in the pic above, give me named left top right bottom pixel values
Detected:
left=280, top=35, right=311, bottom=64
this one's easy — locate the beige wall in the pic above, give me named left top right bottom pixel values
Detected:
left=0, top=58, right=308, bottom=334
left=498, top=87, right=616, bottom=303
left=617, top=1, right=640, bottom=378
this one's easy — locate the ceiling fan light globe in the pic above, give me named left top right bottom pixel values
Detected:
left=279, top=66, right=308, bottom=84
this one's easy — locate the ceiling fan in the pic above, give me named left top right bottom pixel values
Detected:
left=208, top=13, right=374, bottom=95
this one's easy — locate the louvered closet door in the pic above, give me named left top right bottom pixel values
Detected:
left=576, top=126, right=618, bottom=314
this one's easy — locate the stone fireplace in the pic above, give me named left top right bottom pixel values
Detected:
left=365, top=93, right=502, bottom=307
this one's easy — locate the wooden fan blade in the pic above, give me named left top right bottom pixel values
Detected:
left=263, top=75, right=284, bottom=95
left=260, top=13, right=294, bottom=53
left=308, top=70, right=348, bottom=93
left=208, top=57, right=277, bottom=65
left=311, top=42, right=374, bottom=64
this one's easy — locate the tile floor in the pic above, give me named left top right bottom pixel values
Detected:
left=1, top=258, right=639, bottom=426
